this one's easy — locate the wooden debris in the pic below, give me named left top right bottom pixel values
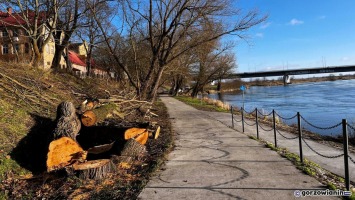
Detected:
left=87, top=142, right=115, bottom=155
left=53, top=101, right=81, bottom=140
left=154, top=126, right=161, bottom=139
left=80, top=99, right=99, bottom=113
left=47, top=137, right=87, bottom=172
left=124, top=128, right=149, bottom=145
left=72, top=159, right=114, bottom=180
left=81, top=103, right=118, bottom=125
left=81, top=110, right=97, bottom=127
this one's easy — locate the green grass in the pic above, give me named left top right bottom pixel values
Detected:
left=175, top=96, right=228, bottom=112
left=0, top=99, right=30, bottom=153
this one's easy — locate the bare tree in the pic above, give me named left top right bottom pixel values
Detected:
left=74, top=0, right=115, bottom=76
left=190, top=39, right=236, bottom=97
left=87, top=0, right=266, bottom=101
left=125, top=0, right=266, bottom=101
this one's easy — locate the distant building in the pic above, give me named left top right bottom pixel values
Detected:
left=67, top=42, right=109, bottom=78
left=0, top=7, right=110, bottom=78
left=0, top=7, right=66, bottom=69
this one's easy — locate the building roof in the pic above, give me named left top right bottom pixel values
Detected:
left=0, top=10, right=47, bottom=27
left=68, top=51, right=86, bottom=67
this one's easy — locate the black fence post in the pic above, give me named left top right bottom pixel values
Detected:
left=241, top=107, right=245, bottom=132
left=273, top=110, right=277, bottom=148
left=231, top=106, right=234, bottom=128
left=297, top=112, right=304, bottom=164
left=256, top=108, right=259, bottom=139
left=342, top=119, right=350, bottom=191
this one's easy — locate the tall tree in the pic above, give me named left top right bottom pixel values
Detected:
left=126, top=0, right=266, bottom=101
left=88, top=0, right=267, bottom=101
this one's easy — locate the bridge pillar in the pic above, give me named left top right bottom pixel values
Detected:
left=283, top=75, right=291, bottom=85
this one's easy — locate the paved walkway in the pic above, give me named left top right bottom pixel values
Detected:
left=138, top=96, right=352, bottom=199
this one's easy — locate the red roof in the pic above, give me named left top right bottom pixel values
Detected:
left=0, top=10, right=47, bottom=27
left=68, top=51, right=86, bottom=66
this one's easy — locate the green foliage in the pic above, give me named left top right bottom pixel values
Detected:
left=327, top=182, right=337, bottom=190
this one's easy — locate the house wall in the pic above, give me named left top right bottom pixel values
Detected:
left=0, top=26, right=66, bottom=69
left=0, top=28, right=32, bottom=63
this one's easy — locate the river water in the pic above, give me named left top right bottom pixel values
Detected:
left=208, top=79, right=355, bottom=136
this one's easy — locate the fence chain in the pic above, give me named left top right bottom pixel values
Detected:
left=244, top=120, right=256, bottom=127
left=257, top=109, right=273, bottom=117
left=349, top=156, right=355, bottom=165
left=276, top=129, right=299, bottom=140
left=233, top=116, right=242, bottom=123
left=243, top=108, right=256, bottom=115
left=258, top=123, right=274, bottom=132
left=346, top=123, right=355, bottom=132
left=300, top=115, right=342, bottom=130
left=301, top=137, right=344, bottom=159
left=275, top=112, right=297, bottom=120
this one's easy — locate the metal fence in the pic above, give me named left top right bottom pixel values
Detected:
left=230, top=106, right=354, bottom=191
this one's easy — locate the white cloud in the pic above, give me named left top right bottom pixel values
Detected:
left=260, top=22, right=271, bottom=29
left=289, top=18, right=304, bottom=25
left=255, top=33, right=264, bottom=38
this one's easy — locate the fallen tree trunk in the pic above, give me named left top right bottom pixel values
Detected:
left=80, top=103, right=119, bottom=126
left=47, top=137, right=87, bottom=172
left=53, top=101, right=81, bottom=140
left=72, top=159, right=115, bottom=180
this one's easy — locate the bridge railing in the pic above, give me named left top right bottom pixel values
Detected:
left=230, top=106, right=354, bottom=191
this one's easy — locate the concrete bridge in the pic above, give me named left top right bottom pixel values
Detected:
left=230, top=65, right=355, bottom=84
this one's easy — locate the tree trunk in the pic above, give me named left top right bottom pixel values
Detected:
left=80, top=103, right=118, bottom=127
left=148, top=66, right=165, bottom=101
left=217, top=79, right=222, bottom=91
left=51, top=45, right=65, bottom=70
left=53, top=101, right=81, bottom=140
left=47, top=137, right=87, bottom=172
left=115, top=139, right=147, bottom=163
left=72, top=159, right=115, bottom=180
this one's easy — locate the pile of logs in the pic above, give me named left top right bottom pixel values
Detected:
left=46, top=100, right=160, bottom=180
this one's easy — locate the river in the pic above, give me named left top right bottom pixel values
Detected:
left=208, top=79, right=355, bottom=136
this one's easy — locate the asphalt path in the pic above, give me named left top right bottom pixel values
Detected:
left=138, top=96, right=352, bottom=199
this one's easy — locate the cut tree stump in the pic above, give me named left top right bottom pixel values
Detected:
left=47, top=137, right=87, bottom=172
left=53, top=101, right=81, bottom=140
left=72, top=159, right=115, bottom=180
left=118, top=139, right=147, bottom=163
left=124, top=128, right=149, bottom=145
left=81, top=110, right=97, bottom=127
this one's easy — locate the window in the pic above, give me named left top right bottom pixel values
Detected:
left=46, top=45, right=49, bottom=54
left=2, top=30, right=8, bottom=37
left=50, top=46, right=54, bottom=54
left=2, top=44, right=9, bottom=54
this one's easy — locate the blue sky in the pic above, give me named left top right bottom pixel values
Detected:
left=233, top=0, right=355, bottom=73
